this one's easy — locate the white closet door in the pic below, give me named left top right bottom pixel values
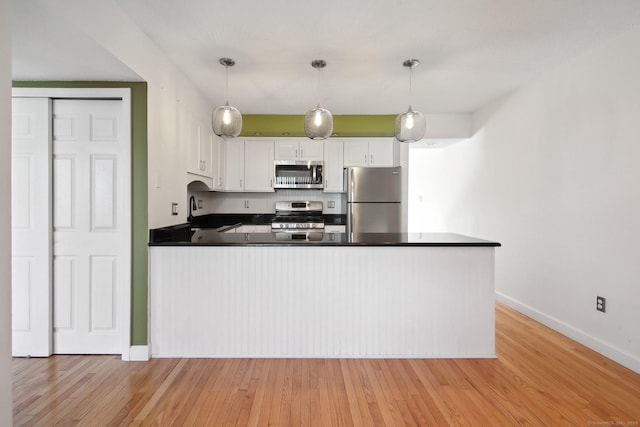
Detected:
left=52, top=99, right=126, bottom=354
left=11, top=98, right=53, bottom=357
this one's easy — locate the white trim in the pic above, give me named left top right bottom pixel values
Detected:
left=12, top=87, right=129, bottom=99
left=151, top=353, right=497, bottom=359
left=496, top=292, right=640, bottom=374
left=129, top=346, right=150, bottom=362
left=12, top=87, right=133, bottom=361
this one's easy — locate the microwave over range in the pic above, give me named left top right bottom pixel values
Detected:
left=274, top=160, right=324, bottom=189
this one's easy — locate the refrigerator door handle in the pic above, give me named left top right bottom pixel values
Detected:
left=347, top=203, right=354, bottom=234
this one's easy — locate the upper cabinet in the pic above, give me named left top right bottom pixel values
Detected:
left=217, top=139, right=275, bottom=192
left=186, top=111, right=213, bottom=180
left=343, top=138, right=399, bottom=167
left=244, top=139, right=275, bottom=192
left=275, top=139, right=324, bottom=161
left=223, top=140, right=245, bottom=192
left=323, top=140, right=344, bottom=193
left=212, top=133, right=226, bottom=191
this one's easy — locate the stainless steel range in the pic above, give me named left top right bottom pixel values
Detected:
left=272, top=201, right=324, bottom=236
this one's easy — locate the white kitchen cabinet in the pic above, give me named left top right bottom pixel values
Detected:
left=323, top=139, right=344, bottom=193
left=212, top=134, right=226, bottom=190
left=244, top=139, right=275, bottom=192
left=343, top=138, right=398, bottom=167
left=275, top=139, right=324, bottom=161
left=223, top=139, right=245, bottom=191
left=186, top=111, right=213, bottom=178
left=218, top=139, right=274, bottom=192
left=343, top=141, right=369, bottom=167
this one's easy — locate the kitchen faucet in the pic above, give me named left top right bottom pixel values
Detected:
left=188, top=195, right=197, bottom=222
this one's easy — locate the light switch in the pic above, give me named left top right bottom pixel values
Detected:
left=171, top=202, right=178, bottom=215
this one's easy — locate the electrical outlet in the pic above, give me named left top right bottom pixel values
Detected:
left=328, top=200, right=336, bottom=209
left=197, top=199, right=203, bottom=209
left=596, top=296, right=606, bottom=313
left=171, top=202, right=178, bottom=216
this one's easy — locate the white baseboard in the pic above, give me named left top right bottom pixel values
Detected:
left=495, top=292, right=640, bottom=374
left=128, top=345, right=150, bottom=362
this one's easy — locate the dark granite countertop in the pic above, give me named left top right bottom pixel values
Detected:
left=149, top=227, right=500, bottom=247
left=149, top=214, right=499, bottom=247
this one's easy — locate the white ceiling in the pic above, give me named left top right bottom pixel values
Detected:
left=12, top=0, right=640, bottom=114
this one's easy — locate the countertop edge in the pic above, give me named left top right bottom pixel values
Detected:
left=149, top=231, right=501, bottom=247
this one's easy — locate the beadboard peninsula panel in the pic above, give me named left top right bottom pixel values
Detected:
left=149, top=246, right=495, bottom=358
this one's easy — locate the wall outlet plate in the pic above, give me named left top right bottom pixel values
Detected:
left=596, top=296, right=606, bottom=313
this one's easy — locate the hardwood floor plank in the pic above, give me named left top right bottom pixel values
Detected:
left=12, top=303, right=640, bottom=426
left=181, top=358, right=225, bottom=425
left=339, top=359, right=366, bottom=427
left=134, top=358, right=188, bottom=421
left=245, top=359, right=271, bottom=427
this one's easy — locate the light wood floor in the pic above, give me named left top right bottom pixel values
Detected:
left=13, top=303, right=640, bottom=426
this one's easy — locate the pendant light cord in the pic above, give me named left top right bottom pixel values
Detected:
left=316, top=66, right=321, bottom=106
left=408, top=64, right=413, bottom=107
left=225, top=64, right=229, bottom=104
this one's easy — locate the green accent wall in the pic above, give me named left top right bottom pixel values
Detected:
left=241, top=114, right=397, bottom=137
left=13, top=81, right=149, bottom=346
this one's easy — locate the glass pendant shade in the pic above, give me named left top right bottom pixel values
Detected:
left=304, top=105, right=333, bottom=140
left=212, top=57, right=242, bottom=138
left=395, top=106, right=426, bottom=142
left=395, top=59, right=426, bottom=143
left=212, top=102, right=242, bottom=138
left=304, top=59, right=332, bottom=140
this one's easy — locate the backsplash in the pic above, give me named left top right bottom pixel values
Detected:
left=189, top=190, right=347, bottom=216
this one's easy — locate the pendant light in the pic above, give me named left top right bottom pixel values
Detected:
left=304, top=59, right=333, bottom=140
left=395, top=59, right=426, bottom=143
left=212, top=57, right=242, bottom=138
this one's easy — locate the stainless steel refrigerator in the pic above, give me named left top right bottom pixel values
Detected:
left=345, top=166, right=401, bottom=233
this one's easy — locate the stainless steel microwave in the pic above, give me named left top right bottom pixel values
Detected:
left=274, top=161, right=324, bottom=189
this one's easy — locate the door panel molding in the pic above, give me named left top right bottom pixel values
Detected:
left=11, top=97, right=52, bottom=357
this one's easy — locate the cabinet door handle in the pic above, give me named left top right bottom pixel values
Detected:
left=370, top=154, right=373, bottom=164
left=240, top=179, right=243, bottom=188
left=364, top=154, right=367, bottom=164
left=300, top=149, right=304, bottom=158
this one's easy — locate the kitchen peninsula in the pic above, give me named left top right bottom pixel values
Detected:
left=149, top=226, right=500, bottom=359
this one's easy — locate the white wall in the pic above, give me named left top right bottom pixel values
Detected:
left=0, top=0, right=13, bottom=422
left=50, top=0, right=213, bottom=228
left=409, top=26, right=640, bottom=372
